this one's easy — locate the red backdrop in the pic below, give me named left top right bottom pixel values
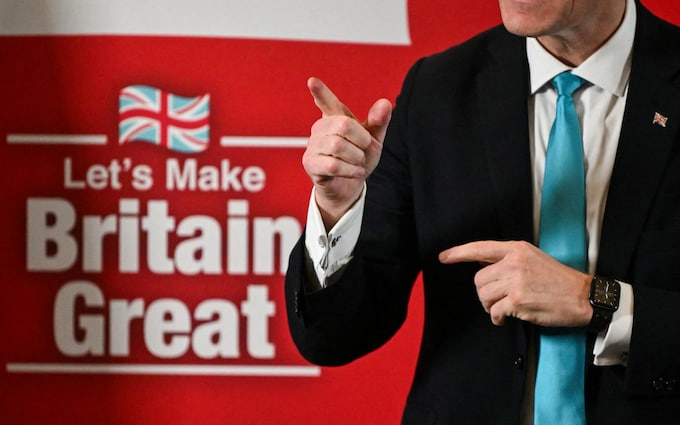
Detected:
left=1, top=1, right=678, bottom=424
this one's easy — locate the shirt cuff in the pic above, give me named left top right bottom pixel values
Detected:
left=593, top=281, right=633, bottom=366
left=304, top=184, right=366, bottom=288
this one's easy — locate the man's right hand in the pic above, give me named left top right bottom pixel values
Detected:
left=303, top=77, right=393, bottom=230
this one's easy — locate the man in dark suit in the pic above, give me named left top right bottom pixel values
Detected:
left=285, top=0, right=680, bottom=423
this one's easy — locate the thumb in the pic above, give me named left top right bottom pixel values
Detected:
left=307, top=77, right=357, bottom=119
left=364, top=98, right=392, bottom=144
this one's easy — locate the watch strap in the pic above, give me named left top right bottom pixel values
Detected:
left=588, top=308, right=614, bottom=334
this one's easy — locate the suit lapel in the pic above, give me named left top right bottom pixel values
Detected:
left=477, top=31, right=534, bottom=242
left=597, top=4, right=680, bottom=278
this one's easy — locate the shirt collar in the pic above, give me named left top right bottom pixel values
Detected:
left=527, top=0, right=636, bottom=97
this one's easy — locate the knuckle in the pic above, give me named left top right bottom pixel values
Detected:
left=473, top=270, right=485, bottom=287
left=334, top=115, right=355, bottom=135
left=301, top=153, right=320, bottom=175
left=481, top=302, right=492, bottom=314
left=322, top=158, right=341, bottom=175
left=327, top=136, right=345, bottom=155
left=514, top=240, right=532, bottom=250
left=505, top=290, right=522, bottom=308
left=306, top=134, right=324, bottom=153
left=301, top=154, right=311, bottom=171
left=475, top=284, right=488, bottom=302
left=489, top=307, right=505, bottom=326
left=311, top=117, right=328, bottom=134
left=302, top=152, right=341, bottom=177
left=508, top=240, right=531, bottom=257
left=504, top=242, right=531, bottom=273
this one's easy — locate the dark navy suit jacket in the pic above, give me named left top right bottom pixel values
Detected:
left=286, top=2, right=680, bottom=423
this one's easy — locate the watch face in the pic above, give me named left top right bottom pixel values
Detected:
left=593, top=278, right=620, bottom=310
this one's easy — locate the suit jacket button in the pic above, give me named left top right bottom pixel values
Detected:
left=652, top=378, right=665, bottom=392
left=665, top=379, right=676, bottom=393
left=513, top=355, right=524, bottom=370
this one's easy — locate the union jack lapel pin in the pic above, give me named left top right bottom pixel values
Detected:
left=652, top=112, right=669, bottom=128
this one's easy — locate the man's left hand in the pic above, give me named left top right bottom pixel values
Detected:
left=439, top=240, right=593, bottom=328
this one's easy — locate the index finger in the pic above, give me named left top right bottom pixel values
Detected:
left=308, top=77, right=357, bottom=119
left=438, top=240, right=511, bottom=265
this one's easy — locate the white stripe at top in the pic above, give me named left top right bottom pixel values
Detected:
left=0, top=0, right=411, bottom=46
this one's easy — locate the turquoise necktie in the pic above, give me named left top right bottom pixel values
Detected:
left=534, top=71, right=587, bottom=425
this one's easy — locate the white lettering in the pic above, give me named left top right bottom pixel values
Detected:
left=145, top=299, right=191, bottom=358
left=63, top=158, right=134, bottom=190
left=109, top=298, right=144, bottom=356
left=241, top=166, right=265, bottom=192
left=141, top=201, right=175, bottom=274
left=119, top=199, right=140, bottom=273
left=131, top=164, right=153, bottom=191
left=54, top=281, right=105, bottom=356
left=193, top=300, right=240, bottom=359
left=82, top=215, right=117, bottom=272
left=176, top=216, right=222, bottom=275
left=63, top=157, right=86, bottom=189
left=254, top=217, right=302, bottom=275
left=227, top=200, right=249, bottom=275
left=166, top=159, right=266, bottom=192
left=241, top=285, right=275, bottom=358
left=27, top=198, right=78, bottom=271
left=166, top=158, right=195, bottom=191
left=54, top=281, right=273, bottom=360
left=27, top=197, right=300, bottom=275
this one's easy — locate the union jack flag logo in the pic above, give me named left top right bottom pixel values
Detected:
left=119, top=85, right=210, bottom=153
left=653, top=112, right=668, bottom=128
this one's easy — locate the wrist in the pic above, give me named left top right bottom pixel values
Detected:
left=314, top=184, right=365, bottom=231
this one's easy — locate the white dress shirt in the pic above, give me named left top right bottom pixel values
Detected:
left=305, top=0, right=638, bottom=367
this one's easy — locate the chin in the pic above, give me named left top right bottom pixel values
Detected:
left=502, top=19, right=545, bottom=38
left=499, top=0, right=552, bottom=37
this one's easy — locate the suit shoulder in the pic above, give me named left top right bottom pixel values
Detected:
left=400, top=24, right=525, bottom=95
left=434, top=25, right=520, bottom=57
left=422, top=25, right=521, bottom=64
left=638, top=2, right=680, bottom=45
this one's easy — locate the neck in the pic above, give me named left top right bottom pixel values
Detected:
left=538, top=1, right=628, bottom=66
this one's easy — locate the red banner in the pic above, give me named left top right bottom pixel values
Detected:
left=1, top=1, right=678, bottom=424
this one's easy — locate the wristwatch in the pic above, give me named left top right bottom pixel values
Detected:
left=588, top=275, right=621, bottom=333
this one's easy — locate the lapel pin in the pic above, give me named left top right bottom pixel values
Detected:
left=653, top=112, right=668, bottom=128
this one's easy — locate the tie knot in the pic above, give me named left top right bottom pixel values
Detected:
left=552, top=72, right=583, bottom=97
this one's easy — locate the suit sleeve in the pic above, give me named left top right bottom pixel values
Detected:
left=625, top=279, right=680, bottom=396
left=284, top=60, right=425, bottom=367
